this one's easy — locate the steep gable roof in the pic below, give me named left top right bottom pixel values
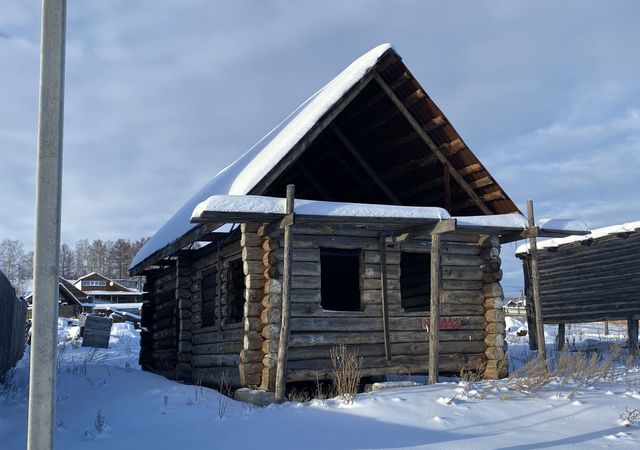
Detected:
left=131, top=43, right=517, bottom=273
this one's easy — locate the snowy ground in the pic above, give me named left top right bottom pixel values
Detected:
left=1, top=318, right=639, bottom=449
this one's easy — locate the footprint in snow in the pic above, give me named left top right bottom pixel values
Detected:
left=391, top=397, right=406, bottom=402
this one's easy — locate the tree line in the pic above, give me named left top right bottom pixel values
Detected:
left=0, top=237, right=148, bottom=295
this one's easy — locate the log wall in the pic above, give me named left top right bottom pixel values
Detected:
left=521, top=231, right=640, bottom=323
left=139, top=267, right=179, bottom=379
left=259, top=225, right=505, bottom=384
left=140, top=224, right=509, bottom=388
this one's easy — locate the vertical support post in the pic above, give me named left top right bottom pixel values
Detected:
left=428, top=234, right=441, bottom=384
left=379, top=235, right=391, bottom=361
left=604, top=321, right=609, bottom=336
left=215, top=243, right=222, bottom=331
left=527, top=200, right=546, bottom=360
left=556, top=323, right=566, bottom=351
left=443, top=166, right=451, bottom=213
left=628, top=319, right=639, bottom=356
left=28, top=1, right=66, bottom=449
left=275, top=184, right=295, bottom=402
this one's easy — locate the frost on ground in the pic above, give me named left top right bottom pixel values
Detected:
left=1, top=319, right=639, bottom=449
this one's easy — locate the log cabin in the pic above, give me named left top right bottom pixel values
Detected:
left=516, top=220, right=640, bottom=352
left=129, top=44, right=583, bottom=396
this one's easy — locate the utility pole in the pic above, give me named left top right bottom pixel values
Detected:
left=28, top=1, right=66, bottom=449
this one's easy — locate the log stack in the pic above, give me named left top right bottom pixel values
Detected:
left=481, top=236, right=508, bottom=379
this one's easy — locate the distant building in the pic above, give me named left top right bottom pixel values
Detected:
left=74, top=272, right=142, bottom=303
left=25, top=277, right=88, bottom=318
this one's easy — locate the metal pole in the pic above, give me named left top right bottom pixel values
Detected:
left=28, top=1, right=66, bottom=449
left=526, top=200, right=546, bottom=361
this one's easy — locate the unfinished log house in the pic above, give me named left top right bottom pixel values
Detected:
left=517, top=221, right=640, bottom=351
left=129, top=44, right=580, bottom=394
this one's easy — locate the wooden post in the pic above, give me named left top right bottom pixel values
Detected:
left=556, top=323, right=566, bottom=351
left=527, top=200, right=546, bottom=360
left=628, top=319, right=639, bottom=356
left=275, top=184, right=295, bottom=402
left=379, top=234, right=391, bottom=361
left=428, top=234, right=441, bottom=384
left=216, top=243, right=222, bottom=331
left=443, top=166, right=451, bottom=213
left=604, top=321, right=609, bottom=336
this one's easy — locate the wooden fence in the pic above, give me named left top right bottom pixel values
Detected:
left=0, top=270, right=27, bottom=377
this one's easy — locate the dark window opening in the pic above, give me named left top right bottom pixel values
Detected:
left=226, top=259, right=245, bottom=324
left=320, top=248, right=361, bottom=311
left=400, top=252, right=431, bottom=312
left=201, top=269, right=217, bottom=327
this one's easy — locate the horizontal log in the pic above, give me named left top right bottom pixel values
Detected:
left=363, top=250, right=401, bottom=265
left=286, top=341, right=486, bottom=361
left=287, top=330, right=486, bottom=347
left=285, top=354, right=485, bottom=382
left=192, top=367, right=241, bottom=388
left=192, top=341, right=243, bottom=355
left=191, top=354, right=240, bottom=367
left=441, top=267, right=484, bottom=281
left=289, top=316, right=486, bottom=333
left=441, top=254, right=484, bottom=267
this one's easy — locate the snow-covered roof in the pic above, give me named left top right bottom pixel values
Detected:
left=84, top=290, right=142, bottom=296
left=130, top=44, right=393, bottom=270
left=516, top=220, right=640, bottom=254
left=191, top=195, right=450, bottom=222
left=191, top=195, right=588, bottom=237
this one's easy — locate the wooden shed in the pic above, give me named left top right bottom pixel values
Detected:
left=516, top=221, right=640, bottom=351
left=129, top=44, right=580, bottom=395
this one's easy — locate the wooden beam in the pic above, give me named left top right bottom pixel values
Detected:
left=275, top=184, right=295, bottom=402
left=331, top=124, right=401, bottom=205
left=429, top=234, right=441, bottom=384
left=439, top=138, right=465, bottom=157
left=297, top=160, right=331, bottom=200
left=374, top=116, right=447, bottom=155
left=629, top=319, right=639, bottom=356
left=341, top=71, right=412, bottom=124
left=527, top=200, right=546, bottom=360
left=394, top=219, right=457, bottom=242
left=443, top=166, right=451, bottom=213
left=379, top=235, right=392, bottom=361
left=458, top=163, right=483, bottom=177
left=556, top=323, right=566, bottom=351
left=216, top=244, right=222, bottom=331
left=373, top=72, right=492, bottom=215
left=251, top=72, right=377, bottom=196
left=381, top=154, right=439, bottom=181
left=129, top=222, right=221, bottom=275
left=326, top=139, right=381, bottom=200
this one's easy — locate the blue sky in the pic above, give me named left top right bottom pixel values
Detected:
left=1, top=1, right=639, bottom=294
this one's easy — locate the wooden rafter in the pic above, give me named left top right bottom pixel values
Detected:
left=330, top=123, right=401, bottom=205
left=373, top=72, right=492, bottom=215
left=381, top=154, right=438, bottom=180
left=251, top=71, right=376, bottom=196
left=297, top=160, right=331, bottom=200
left=341, top=71, right=412, bottom=124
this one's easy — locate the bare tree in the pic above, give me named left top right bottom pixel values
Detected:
left=110, top=239, right=131, bottom=279
left=0, top=239, right=28, bottom=294
left=74, top=239, right=91, bottom=276
left=59, top=243, right=74, bottom=279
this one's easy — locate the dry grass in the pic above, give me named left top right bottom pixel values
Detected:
left=330, top=344, right=363, bottom=404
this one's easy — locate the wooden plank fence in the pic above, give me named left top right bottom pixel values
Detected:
left=0, top=270, right=27, bottom=377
